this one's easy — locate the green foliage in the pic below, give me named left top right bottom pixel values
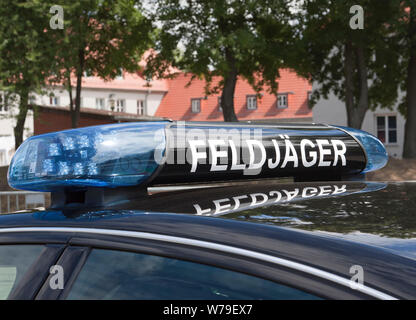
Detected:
left=0, top=0, right=154, bottom=133
left=49, top=0, right=154, bottom=127
left=145, top=0, right=296, bottom=98
left=0, top=0, right=60, bottom=148
left=392, top=0, right=416, bottom=117
left=0, top=1, right=57, bottom=95
left=297, top=0, right=402, bottom=112
left=49, top=0, right=153, bottom=80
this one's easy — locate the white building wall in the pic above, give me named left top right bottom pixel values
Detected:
left=0, top=107, right=34, bottom=166
left=312, top=91, right=348, bottom=126
left=146, top=92, right=165, bottom=116
left=312, top=84, right=405, bottom=159
left=33, top=87, right=165, bottom=116
left=361, top=106, right=405, bottom=159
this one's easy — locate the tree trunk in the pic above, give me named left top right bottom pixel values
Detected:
left=71, top=73, right=82, bottom=128
left=72, top=49, right=85, bottom=128
left=403, top=56, right=416, bottom=158
left=14, top=89, right=29, bottom=150
left=67, top=72, right=74, bottom=113
left=403, top=6, right=416, bottom=158
left=354, top=44, right=369, bottom=128
left=221, top=49, right=238, bottom=122
left=345, top=42, right=356, bottom=127
left=344, top=42, right=368, bottom=129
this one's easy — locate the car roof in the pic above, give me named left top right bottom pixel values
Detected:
left=1, top=180, right=415, bottom=298
left=1, top=205, right=416, bottom=299
left=2, top=180, right=415, bottom=253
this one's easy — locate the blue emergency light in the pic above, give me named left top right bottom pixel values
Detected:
left=8, top=121, right=388, bottom=192
left=332, top=126, right=388, bottom=173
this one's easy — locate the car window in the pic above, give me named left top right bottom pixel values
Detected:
left=67, top=248, right=321, bottom=300
left=0, top=245, right=44, bottom=300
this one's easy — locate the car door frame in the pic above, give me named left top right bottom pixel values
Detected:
left=30, top=231, right=379, bottom=300
left=0, top=232, right=69, bottom=300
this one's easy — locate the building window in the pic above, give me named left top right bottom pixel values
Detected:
left=377, top=115, right=397, bottom=144
left=191, top=99, right=201, bottom=113
left=137, top=100, right=145, bottom=115
left=96, top=98, right=105, bottom=110
left=218, top=97, right=222, bottom=112
left=246, top=95, right=257, bottom=110
left=50, top=96, right=59, bottom=106
left=277, top=94, right=288, bottom=109
left=0, top=94, right=8, bottom=112
left=116, top=99, right=126, bottom=112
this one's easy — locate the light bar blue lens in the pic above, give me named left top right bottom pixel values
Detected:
left=334, top=126, right=388, bottom=173
left=8, top=122, right=168, bottom=191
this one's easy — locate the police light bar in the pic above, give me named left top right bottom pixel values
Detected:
left=8, top=121, right=388, bottom=192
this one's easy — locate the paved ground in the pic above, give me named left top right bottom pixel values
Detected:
left=367, top=158, right=416, bottom=182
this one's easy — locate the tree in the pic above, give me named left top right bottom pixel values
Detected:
left=50, top=0, right=153, bottom=127
left=144, top=0, right=295, bottom=122
left=0, top=1, right=58, bottom=149
left=398, top=2, right=416, bottom=158
left=297, top=0, right=402, bottom=129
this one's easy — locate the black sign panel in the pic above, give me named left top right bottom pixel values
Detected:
left=151, top=122, right=366, bottom=184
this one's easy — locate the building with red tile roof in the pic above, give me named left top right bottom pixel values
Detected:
left=156, top=69, right=312, bottom=122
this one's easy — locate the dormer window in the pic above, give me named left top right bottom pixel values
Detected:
left=191, top=98, right=201, bottom=113
left=277, top=94, right=288, bottom=109
left=246, top=95, right=257, bottom=110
